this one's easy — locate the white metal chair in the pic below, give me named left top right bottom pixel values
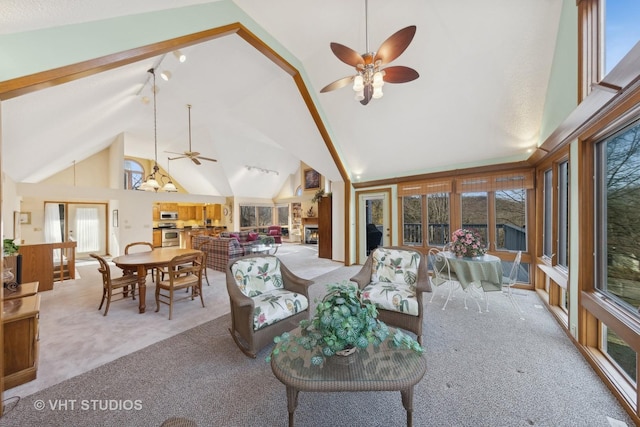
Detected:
left=481, top=250, right=524, bottom=319
left=428, top=248, right=461, bottom=310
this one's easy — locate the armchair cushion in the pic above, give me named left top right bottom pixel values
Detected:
left=362, top=282, right=420, bottom=315
left=370, top=247, right=421, bottom=287
left=252, top=289, right=309, bottom=330
left=229, top=256, right=309, bottom=331
left=231, top=256, right=283, bottom=296
left=247, top=232, right=259, bottom=241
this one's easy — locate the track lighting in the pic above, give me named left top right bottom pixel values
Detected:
left=173, top=50, right=186, bottom=63
left=160, top=70, right=172, bottom=81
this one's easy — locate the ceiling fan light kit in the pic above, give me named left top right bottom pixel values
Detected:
left=320, top=0, right=419, bottom=105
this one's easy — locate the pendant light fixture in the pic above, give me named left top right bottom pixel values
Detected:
left=140, top=68, right=177, bottom=192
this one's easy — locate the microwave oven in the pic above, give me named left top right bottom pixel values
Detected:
left=160, top=211, right=179, bottom=220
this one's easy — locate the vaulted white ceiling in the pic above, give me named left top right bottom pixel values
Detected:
left=0, top=0, right=562, bottom=198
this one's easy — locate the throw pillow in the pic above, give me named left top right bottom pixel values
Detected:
left=247, top=232, right=259, bottom=241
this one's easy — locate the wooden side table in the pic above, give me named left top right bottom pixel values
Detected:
left=3, top=290, right=40, bottom=390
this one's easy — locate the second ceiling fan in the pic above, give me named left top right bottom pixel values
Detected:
left=320, top=0, right=419, bottom=105
left=166, top=104, right=217, bottom=165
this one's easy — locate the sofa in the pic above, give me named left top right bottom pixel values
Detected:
left=193, top=236, right=245, bottom=272
left=219, top=231, right=260, bottom=251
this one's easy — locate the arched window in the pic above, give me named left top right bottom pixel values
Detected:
left=295, top=185, right=303, bottom=197
left=124, top=159, right=145, bottom=190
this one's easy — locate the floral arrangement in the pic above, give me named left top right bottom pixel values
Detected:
left=450, top=228, right=487, bottom=258
left=269, top=282, right=423, bottom=366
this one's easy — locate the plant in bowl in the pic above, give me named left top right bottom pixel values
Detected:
left=260, top=235, right=276, bottom=245
left=269, top=282, right=423, bottom=366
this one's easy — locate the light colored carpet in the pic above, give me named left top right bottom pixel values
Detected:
left=5, top=243, right=343, bottom=399
left=0, top=267, right=633, bottom=426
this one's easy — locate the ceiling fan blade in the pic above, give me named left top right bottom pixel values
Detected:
left=360, top=85, right=373, bottom=106
left=192, top=157, right=201, bottom=166
left=168, top=155, right=187, bottom=160
left=197, top=156, right=218, bottom=162
left=165, top=151, right=185, bottom=156
left=185, top=151, right=200, bottom=157
left=382, top=66, right=420, bottom=83
left=374, top=25, right=417, bottom=66
left=320, top=75, right=355, bottom=93
left=330, top=42, right=365, bottom=68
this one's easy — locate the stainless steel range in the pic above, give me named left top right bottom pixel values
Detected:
left=158, top=222, right=180, bottom=247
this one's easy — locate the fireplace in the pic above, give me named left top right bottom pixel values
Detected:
left=304, top=226, right=319, bottom=244
left=302, top=217, right=319, bottom=245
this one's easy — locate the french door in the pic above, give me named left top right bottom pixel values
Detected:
left=44, top=202, right=108, bottom=258
left=356, top=190, right=392, bottom=264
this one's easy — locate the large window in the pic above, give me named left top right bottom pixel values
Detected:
left=239, top=205, right=274, bottom=229
left=461, top=192, right=488, bottom=246
left=595, top=119, right=640, bottom=314
left=427, top=193, right=449, bottom=246
left=400, top=173, right=531, bottom=259
left=276, top=206, right=289, bottom=226
left=124, top=159, right=145, bottom=190
left=495, top=188, right=526, bottom=251
left=402, top=195, right=422, bottom=246
left=557, top=161, right=569, bottom=268
left=604, top=1, right=640, bottom=75
left=542, top=169, right=553, bottom=259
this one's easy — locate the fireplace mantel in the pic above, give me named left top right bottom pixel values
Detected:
left=302, top=217, right=318, bottom=226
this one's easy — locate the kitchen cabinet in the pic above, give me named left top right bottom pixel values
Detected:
left=195, top=206, right=204, bottom=221
left=152, top=204, right=160, bottom=221
left=3, top=290, right=40, bottom=391
left=178, top=205, right=191, bottom=220
left=206, top=204, right=221, bottom=221
left=159, top=203, right=178, bottom=212
left=153, top=230, right=162, bottom=248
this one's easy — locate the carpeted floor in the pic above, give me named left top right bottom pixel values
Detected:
left=0, top=263, right=633, bottom=426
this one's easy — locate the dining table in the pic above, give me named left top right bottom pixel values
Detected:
left=112, top=247, right=201, bottom=313
left=443, top=251, right=504, bottom=291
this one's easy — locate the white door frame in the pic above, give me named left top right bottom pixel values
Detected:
left=355, top=189, right=392, bottom=264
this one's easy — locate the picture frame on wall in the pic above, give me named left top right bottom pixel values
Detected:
left=19, top=211, right=31, bottom=225
left=304, top=168, right=321, bottom=190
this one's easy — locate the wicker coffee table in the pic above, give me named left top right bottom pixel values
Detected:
left=270, top=327, right=427, bottom=426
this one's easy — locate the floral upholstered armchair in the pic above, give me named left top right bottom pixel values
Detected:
left=226, top=254, right=313, bottom=358
left=350, top=247, right=431, bottom=345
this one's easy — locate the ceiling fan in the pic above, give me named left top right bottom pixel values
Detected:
left=165, top=104, right=217, bottom=165
left=320, top=0, right=419, bottom=105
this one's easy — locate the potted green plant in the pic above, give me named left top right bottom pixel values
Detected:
left=311, top=188, right=325, bottom=204
left=3, top=239, right=19, bottom=256
left=270, top=282, right=423, bottom=366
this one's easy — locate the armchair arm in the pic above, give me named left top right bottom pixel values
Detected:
left=280, top=261, right=314, bottom=297
left=350, top=254, right=374, bottom=290
left=414, top=253, right=432, bottom=293
left=225, top=271, right=255, bottom=309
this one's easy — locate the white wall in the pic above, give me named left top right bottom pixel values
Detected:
left=15, top=183, right=223, bottom=256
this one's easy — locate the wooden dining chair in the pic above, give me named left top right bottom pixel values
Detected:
left=155, top=252, right=205, bottom=320
left=90, top=253, right=138, bottom=316
left=124, top=241, right=156, bottom=282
